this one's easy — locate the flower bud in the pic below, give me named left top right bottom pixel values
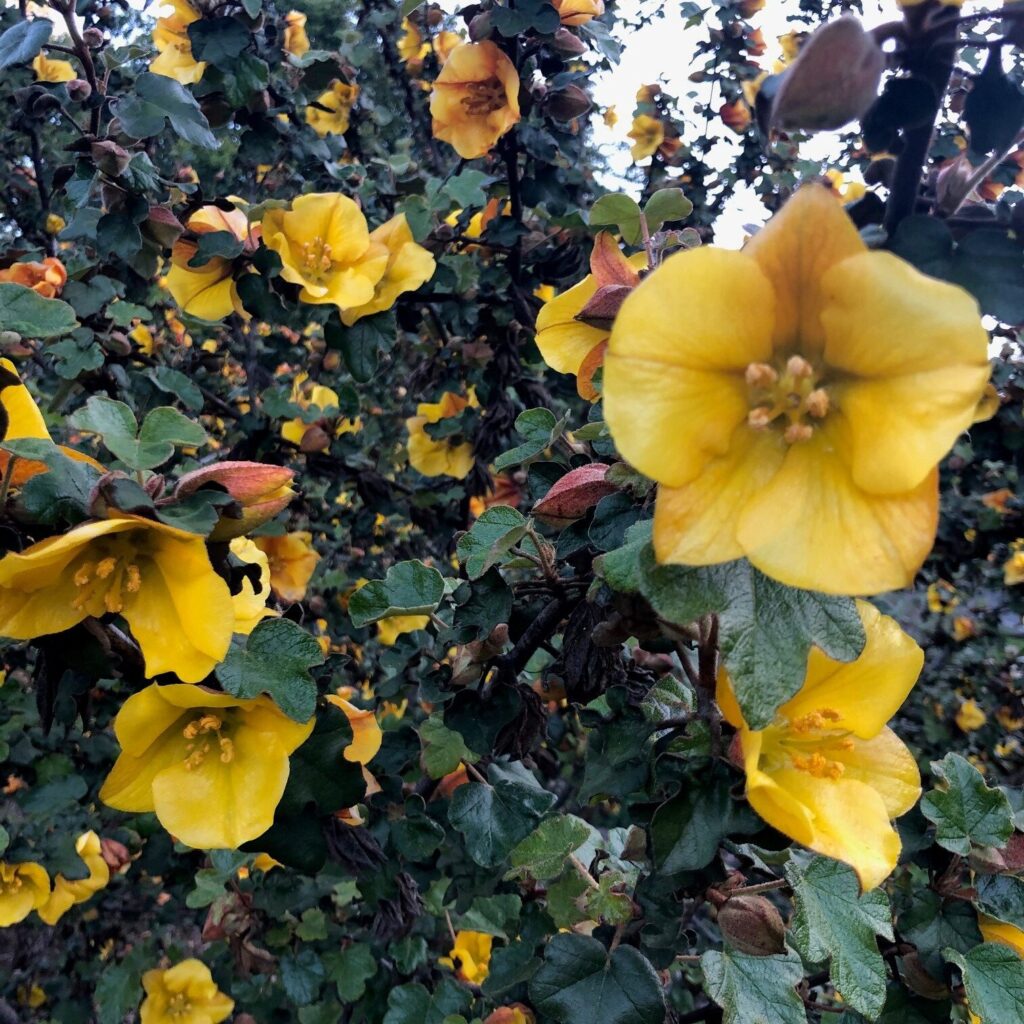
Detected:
left=102, top=331, right=133, bottom=357
left=174, top=461, right=295, bottom=541
left=82, top=27, right=104, bottom=48
left=552, top=28, right=587, bottom=55
left=968, top=845, right=1008, bottom=875
left=545, top=84, right=592, bottom=122
left=716, top=894, right=786, bottom=956
left=575, top=283, right=634, bottom=330
left=143, top=206, right=185, bottom=249
left=100, top=837, right=131, bottom=872
left=533, top=463, right=617, bottom=527
left=299, top=423, right=332, bottom=453
left=468, top=11, right=493, bottom=41
left=31, top=93, right=61, bottom=116
left=90, top=139, right=131, bottom=177
left=66, top=78, right=92, bottom=102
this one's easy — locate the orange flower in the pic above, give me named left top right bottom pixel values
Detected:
left=0, top=258, right=67, bottom=298
left=550, top=0, right=605, bottom=26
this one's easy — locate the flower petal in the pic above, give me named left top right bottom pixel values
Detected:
left=831, top=727, right=921, bottom=819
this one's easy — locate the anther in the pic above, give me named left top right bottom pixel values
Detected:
left=96, top=557, right=117, bottom=579
left=745, top=362, right=778, bottom=388
left=805, top=388, right=829, bottom=418
left=784, top=423, right=813, bottom=444
left=748, top=407, right=776, bottom=430
left=786, top=355, right=814, bottom=379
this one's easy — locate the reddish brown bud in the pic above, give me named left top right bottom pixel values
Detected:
left=299, top=423, right=332, bottom=453
left=100, top=838, right=131, bottom=872
left=82, top=27, right=104, bottom=47
left=969, top=845, right=1009, bottom=875
left=66, top=78, right=92, bottom=102
left=552, top=28, right=587, bottom=55
left=533, top=463, right=617, bottom=527
left=143, top=206, right=186, bottom=249
left=717, top=894, right=786, bottom=956
left=575, top=284, right=635, bottom=330
left=90, top=139, right=131, bottom=177
left=468, top=11, right=493, bottom=40
left=545, top=84, right=592, bottom=122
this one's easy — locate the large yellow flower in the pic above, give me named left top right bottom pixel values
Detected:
left=325, top=694, right=383, bottom=764
left=440, top=930, right=493, bottom=984
left=32, top=53, right=76, bottom=83
left=306, top=80, right=360, bottom=137
left=0, top=515, right=234, bottom=683
left=718, top=601, right=922, bottom=890
left=0, top=861, right=50, bottom=927
left=627, top=114, right=664, bottom=161
left=100, top=683, right=314, bottom=849
left=282, top=10, right=310, bottom=57
left=340, top=213, right=436, bottom=326
left=979, top=916, right=1024, bottom=957
left=139, top=959, right=234, bottom=1024
left=406, top=390, right=476, bottom=479
left=253, top=531, right=320, bottom=603
left=262, top=193, right=390, bottom=312
left=37, top=831, right=110, bottom=925
left=430, top=41, right=521, bottom=160
left=151, top=0, right=206, bottom=86
left=604, top=185, right=990, bottom=595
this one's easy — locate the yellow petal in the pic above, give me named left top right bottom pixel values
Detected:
left=979, top=916, right=1024, bottom=957
left=325, top=695, right=383, bottom=764
left=164, top=259, right=239, bottom=322
left=831, top=727, right=921, bottom=820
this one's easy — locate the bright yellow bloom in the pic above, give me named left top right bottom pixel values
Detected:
left=140, top=959, right=234, bottom=1024
left=37, top=831, right=110, bottom=925
left=262, top=193, right=391, bottom=312
left=627, top=114, right=664, bottom=161
left=551, top=0, right=605, bottom=25
left=151, top=0, right=206, bottom=86
left=0, top=861, right=50, bottom=927
left=376, top=613, right=429, bottom=645
left=718, top=601, right=922, bottom=890
left=253, top=531, right=320, bottom=603
left=979, top=916, right=1024, bottom=957
left=440, top=930, right=493, bottom=984
left=164, top=204, right=254, bottom=322
left=45, top=213, right=66, bottom=234
left=406, top=390, right=476, bottom=479
left=340, top=213, right=436, bottom=325
left=0, top=515, right=233, bottom=683
left=430, top=41, right=521, bottom=160
left=280, top=373, right=361, bottom=448
left=229, top=537, right=275, bottom=635
left=398, top=18, right=430, bottom=67
left=325, top=694, right=383, bottom=764
left=283, top=10, right=310, bottom=57
left=604, top=185, right=990, bottom=595
left=32, top=53, right=76, bottom=83
left=823, top=170, right=867, bottom=205
left=434, top=31, right=463, bottom=64
left=101, top=683, right=313, bottom=849
left=955, top=699, right=987, bottom=733
left=1005, top=550, right=1024, bottom=585
left=305, top=80, right=360, bottom=137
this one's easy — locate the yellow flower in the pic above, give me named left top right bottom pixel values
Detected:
left=603, top=185, right=990, bottom=595
left=101, top=683, right=313, bottom=849
left=398, top=18, right=430, bottom=67
left=140, top=959, right=234, bottom=1024
left=979, top=916, right=1024, bottom=957
left=262, top=193, right=391, bottom=312
left=997, top=706, right=1024, bottom=731
left=253, top=531, right=320, bottom=603
left=229, top=537, right=275, bottom=635
left=283, top=10, right=310, bottom=57
left=0, top=861, right=50, bottom=927
left=952, top=615, right=976, bottom=642
left=551, top=0, right=605, bottom=25
left=603, top=106, right=618, bottom=128
left=16, top=984, right=46, bottom=1009
left=340, top=213, right=436, bottom=325
left=130, top=323, right=156, bottom=355
left=440, top=930, right=493, bottom=984
left=151, top=0, right=206, bottom=86
left=485, top=1007, right=535, bottom=1024
left=718, top=600, right=923, bottom=890
left=627, top=114, right=664, bottom=161
left=376, top=613, right=429, bottom=646
left=45, top=213, right=66, bottom=234
left=32, top=53, right=76, bottom=83
left=955, top=699, right=987, bottom=733
left=635, top=84, right=660, bottom=103
left=325, top=694, right=383, bottom=764
left=927, top=580, right=959, bottom=614
left=1005, top=550, right=1024, bottom=585
left=406, top=390, right=476, bottom=479
left=37, top=831, right=110, bottom=925
left=823, top=170, right=867, bottom=205
left=164, top=204, right=255, bottom=322
left=430, top=41, right=521, bottom=160
left=0, top=515, right=234, bottom=683
left=434, top=31, right=463, bottom=64
left=305, top=80, right=360, bottom=137
left=281, top=373, right=362, bottom=448
left=252, top=852, right=281, bottom=872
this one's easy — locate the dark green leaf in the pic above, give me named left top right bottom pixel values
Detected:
left=324, top=311, right=397, bottom=383
left=507, top=815, right=592, bottom=881
left=944, top=943, right=1024, bottom=1022
left=0, top=282, right=77, bottom=338
left=701, top=946, right=806, bottom=1024
left=114, top=72, right=218, bottom=149
left=188, top=16, right=250, bottom=67
left=920, top=753, right=1014, bottom=855
left=0, top=18, right=51, bottom=70
left=493, top=408, right=568, bottom=471
left=348, top=560, right=445, bottom=627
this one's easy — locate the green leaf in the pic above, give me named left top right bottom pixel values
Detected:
left=3, top=438, right=97, bottom=528
left=901, top=889, right=983, bottom=976
left=589, top=194, right=644, bottom=246
left=188, top=229, right=244, bottom=267
left=530, top=933, right=665, bottom=1024
left=348, top=560, right=445, bottom=627
left=456, top=893, right=522, bottom=939
left=642, top=188, right=693, bottom=231
left=507, top=815, right=592, bottom=881
left=494, top=408, right=568, bottom=471
left=324, top=310, right=397, bottom=383
left=444, top=170, right=495, bottom=209
left=456, top=505, right=530, bottom=581
left=325, top=943, right=377, bottom=1003
left=187, top=16, right=250, bottom=66
left=383, top=979, right=470, bottom=1024
left=944, top=943, right=1024, bottom=1023
left=700, top=946, right=806, bottom=1024
left=920, top=753, right=1014, bottom=855
left=94, top=948, right=148, bottom=1022
left=584, top=872, right=634, bottom=926
left=420, top=716, right=479, bottom=779
left=114, top=72, right=218, bottom=149
left=975, top=874, right=1024, bottom=930
left=401, top=0, right=425, bottom=16
left=0, top=283, right=77, bottom=338
left=280, top=948, right=325, bottom=1005
left=786, top=856, right=893, bottom=1019
left=97, top=211, right=143, bottom=262
left=448, top=760, right=556, bottom=868
left=216, top=618, right=324, bottom=722
left=0, top=18, right=51, bottom=70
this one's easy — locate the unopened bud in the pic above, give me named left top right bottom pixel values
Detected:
left=143, top=206, right=185, bottom=249
left=575, top=283, right=633, bottom=330
left=552, top=27, right=587, bottom=55
left=66, top=78, right=92, bottom=102
left=533, top=463, right=616, bottom=527
left=31, top=93, right=61, bottom=116
left=103, top=331, right=133, bottom=357
left=100, top=838, right=131, bottom=872
left=91, top=139, right=131, bottom=177
left=546, top=84, right=592, bottom=122
left=299, top=423, right=331, bottom=453
left=82, top=27, right=104, bottom=48
left=468, top=11, right=493, bottom=41
left=717, top=894, right=786, bottom=956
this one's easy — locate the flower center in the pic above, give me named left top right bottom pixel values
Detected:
left=767, top=706, right=855, bottom=781
left=745, top=355, right=830, bottom=444
left=167, top=992, right=193, bottom=1018
left=460, top=77, right=507, bottom=116
left=300, top=236, right=336, bottom=281
left=0, top=865, right=23, bottom=894
left=182, top=713, right=235, bottom=769
left=72, top=548, right=143, bottom=615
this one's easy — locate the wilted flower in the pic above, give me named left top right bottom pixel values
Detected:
left=139, top=959, right=234, bottom=1024
left=150, top=0, right=206, bottom=85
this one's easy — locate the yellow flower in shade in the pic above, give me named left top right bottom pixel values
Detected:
left=325, top=694, right=383, bottom=764
left=0, top=515, right=233, bottom=684
left=551, top=0, right=605, bottom=25
left=32, top=53, right=76, bottom=83
left=635, top=84, right=660, bottom=103
left=434, top=31, right=463, bottom=64
left=305, top=80, right=360, bottom=137
left=406, top=390, right=477, bottom=479
left=229, top=537, right=275, bottom=635
left=627, top=114, right=664, bottom=161
left=262, top=193, right=391, bottom=312
left=440, top=930, right=493, bottom=984
left=376, top=613, right=429, bottom=646
left=253, top=531, right=320, bottom=603
left=45, top=213, right=66, bottom=234
left=952, top=615, right=976, bottom=642
left=1004, top=550, right=1024, bottom=586
left=603, top=106, right=618, bottom=128
left=340, top=213, right=436, bottom=326
left=430, top=41, right=521, bottom=160
left=997, top=706, right=1024, bottom=731
left=398, top=18, right=430, bottom=67
left=927, top=579, right=959, bottom=614
left=955, top=699, right=987, bottom=733
left=283, top=10, right=310, bottom=57
left=0, top=861, right=50, bottom=927
left=535, top=232, right=647, bottom=400
left=281, top=373, right=362, bottom=450
left=100, top=684, right=313, bottom=849
left=164, top=204, right=255, bottom=322
left=979, top=916, right=1024, bottom=957
left=603, top=184, right=990, bottom=596
left=140, top=959, right=234, bottom=1024
left=37, top=831, right=110, bottom=925
left=151, top=0, right=206, bottom=86
left=718, top=601, right=923, bottom=890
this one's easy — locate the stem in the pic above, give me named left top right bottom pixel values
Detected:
left=464, top=761, right=488, bottom=786
left=569, top=853, right=600, bottom=891
left=0, top=456, right=19, bottom=512
left=53, top=0, right=101, bottom=135
left=444, top=908, right=457, bottom=944
left=730, top=878, right=786, bottom=896
left=502, top=133, right=523, bottom=285
left=943, top=127, right=1024, bottom=216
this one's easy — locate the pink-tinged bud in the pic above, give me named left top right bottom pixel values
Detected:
left=90, top=139, right=131, bottom=177
left=144, top=206, right=185, bottom=249
left=575, top=284, right=635, bottom=330
left=552, top=28, right=587, bottom=55
left=969, top=845, right=1009, bottom=875
left=1003, top=832, right=1024, bottom=873
left=100, top=837, right=131, bottom=872
left=533, top=463, right=617, bottom=527
left=716, top=894, right=786, bottom=956
left=174, top=460, right=295, bottom=540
